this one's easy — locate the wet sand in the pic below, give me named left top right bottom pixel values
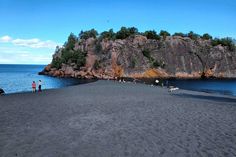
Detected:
left=0, top=80, right=236, bottom=157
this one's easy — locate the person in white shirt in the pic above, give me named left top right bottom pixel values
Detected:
left=38, top=80, right=42, bottom=92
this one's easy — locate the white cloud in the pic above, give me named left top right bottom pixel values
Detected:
left=0, top=47, right=30, bottom=54
left=12, top=38, right=59, bottom=49
left=0, top=35, right=12, bottom=42
left=0, top=51, right=52, bottom=64
left=0, top=35, right=62, bottom=64
left=0, top=58, right=12, bottom=64
left=0, top=35, right=60, bottom=49
left=0, top=44, right=55, bottom=64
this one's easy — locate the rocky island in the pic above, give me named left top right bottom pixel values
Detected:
left=40, top=27, right=236, bottom=79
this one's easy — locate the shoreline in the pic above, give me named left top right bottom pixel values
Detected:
left=1, top=79, right=236, bottom=101
left=2, top=79, right=236, bottom=100
left=2, top=77, right=236, bottom=97
left=0, top=78, right=98, bottom=95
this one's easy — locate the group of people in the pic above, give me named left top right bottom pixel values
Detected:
left=32, top=80, right=42, bottom=92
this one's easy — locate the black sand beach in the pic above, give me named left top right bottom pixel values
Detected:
left=0, top=80, right=236, bottom=157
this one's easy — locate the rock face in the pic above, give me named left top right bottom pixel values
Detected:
left=40, top=35, right=236, bottom=79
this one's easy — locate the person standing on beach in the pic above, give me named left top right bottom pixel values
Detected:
left=38, top=80, right=42, bottom=92
left=32, top=81, right=36, bottom=93
left=0, top=88, right=5, bottom=95
left=166, top=80, right=169, bottom=88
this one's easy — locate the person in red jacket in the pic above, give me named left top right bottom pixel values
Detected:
left=32, top=81, right=36, bottom=93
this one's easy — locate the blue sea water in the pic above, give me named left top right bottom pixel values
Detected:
left=167, top=79, right=236, bottom=96
left=0, top=64, right=93, bottom=94
left=0, top=64, right=236, bottom=96
left=134, top=78, right=236, bottom=96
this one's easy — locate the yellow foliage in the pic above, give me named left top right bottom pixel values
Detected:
left=113, top=65, right=124, bottom=77
left=131, top=69, right=168, bottom=78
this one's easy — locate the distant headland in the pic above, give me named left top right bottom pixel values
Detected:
left=40, top=27, right=236, bottom=79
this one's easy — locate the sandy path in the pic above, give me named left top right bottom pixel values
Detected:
left=0, top=80, right=236, bottom=157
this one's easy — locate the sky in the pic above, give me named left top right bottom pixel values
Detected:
left=0, top=0, right=235, bottom=64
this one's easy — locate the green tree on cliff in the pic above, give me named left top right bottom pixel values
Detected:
left=64, top=33, right=78, bottom=50
left=173, top=32, right=186, bottom=37
left=116, top=27, right=139, bottom=39
left=144, top=30, right=160, bottom=40
left=60, top=49, right=87, bottom=68
left=129, top=27, right=139, bottom=35
left=51, top=57, right=62, bottom=69
left=100, top=29, right=116, bottom=40
left=202, top=33, right=212, bottom=40
left=188, top=31, right=200, bottom=40
left=54, top=33, right=87, bottom=68
left=72, top=50, right=87, bottom=67
left=159, top=30, right=170, bottom=39
left=212, top=37, right=235, bottom=51
left=79, top=29, right=98, bottom=40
